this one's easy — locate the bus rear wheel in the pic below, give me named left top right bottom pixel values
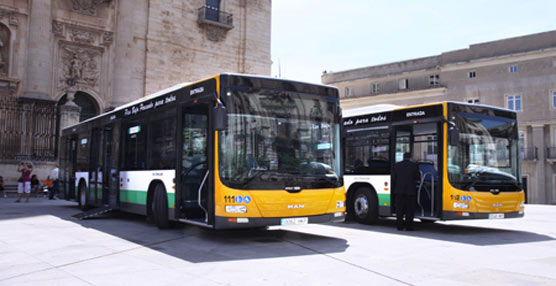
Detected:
left=352, top=188, right=378, bottom=224
left=152, top=183, right=170, bottom=229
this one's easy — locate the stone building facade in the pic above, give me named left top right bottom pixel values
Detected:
left=322, top=30, right=556, bottom=205
left=0, top=0, right=271, bottom=183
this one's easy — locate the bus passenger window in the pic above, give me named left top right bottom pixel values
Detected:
left=124, top=124, right=147, bottom=170
left=150, top=117, right=176, bottom=169
left=345, top=128, right=390, bottom=175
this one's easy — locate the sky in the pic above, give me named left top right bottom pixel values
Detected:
left=271, top=0, right=556, bottom=84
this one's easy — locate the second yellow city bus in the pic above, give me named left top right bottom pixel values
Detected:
left=342, top=102, right=525, bottom=223
left=59, top=74, right=346, bottom=229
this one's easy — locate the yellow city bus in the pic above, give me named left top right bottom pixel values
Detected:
left=59, top=74, right=346, bottom=229
left=342, top=102, right=524, bottom=223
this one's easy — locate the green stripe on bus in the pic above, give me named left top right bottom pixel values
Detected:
left=378, top=193, right=391, bottom=206
left=87, top=187, right=103, bottom=199
left=120, top=189, right=175, bottom=208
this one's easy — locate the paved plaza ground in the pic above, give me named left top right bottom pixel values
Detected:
left=1, top=197, right=555, bottom=285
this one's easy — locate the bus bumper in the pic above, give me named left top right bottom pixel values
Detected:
left=442, top=210, right=524, bottom=220
left=214, top=212, right=345, bottom=229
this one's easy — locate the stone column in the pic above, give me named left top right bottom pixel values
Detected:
left=24, top=0, right=53, bottom=100
left=111, top=0, right=148, bottom=106
left=532, top=125, right=546, bottom=204
left=59, top=90, right=81, bottom=130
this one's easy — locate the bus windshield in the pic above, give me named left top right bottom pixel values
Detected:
left=219, top=88, right=342, bottom=190
left=448, top=111, right=520, bottom=191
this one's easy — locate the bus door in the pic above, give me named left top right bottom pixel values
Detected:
left=393, top=122, right=441, bottom=218
left=89, top=128, right=102, bottom=206
left=66, top=136, right=78, bottom=200
left=178, top=104, right=211, bottom=224
left=101, top=124, right=118, bottom=207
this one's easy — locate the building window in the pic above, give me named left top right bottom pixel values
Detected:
left=509, top=65, right=518, bottom=73
left=552, top=91, right=556, bottom=108
left=467, top=98, right=480, bottom=104
left=429, top=75, right=439, bottom=86
left=205, top=0, right=221, bottom=22
left=0, top=24, right=10, bottom=75
left=507, top=95, right=522, bottom=111
left=371, top=83, right=380, bottom=94
left=519, top=130, right=525, bottom=148
left=345, top=87, right=352, bottom=97
left=553, top=59, right=556, bottom=68
left=468, top=71, right=476, bottom=78
left=399, top=79, right=408, bottom=90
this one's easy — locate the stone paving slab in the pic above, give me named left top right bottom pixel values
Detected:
left=0, top=197, right=555, bottom=285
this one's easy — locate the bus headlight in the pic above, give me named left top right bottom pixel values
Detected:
left=453, top=202, right=469, bottom=209
left=520, top=202, right=525, bottom=208
left=336, top=201, right=345, bottom=209
left=225, top=205, right=247, bottom=213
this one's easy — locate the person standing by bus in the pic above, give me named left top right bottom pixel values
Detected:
left=392, top=152, right=420, bottom=231
left=48, top=165, right=59, bottom=200
left=16, top=161, right=33, bottom=203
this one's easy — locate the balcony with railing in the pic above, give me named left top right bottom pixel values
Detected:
left=520, top=147, right=538, bottom=161
left=197, top=6, right=233, bottom=30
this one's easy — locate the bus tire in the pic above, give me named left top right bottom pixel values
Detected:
left=152, top=183, right=170, bottom=229
left=78, top=182, right=89, bottom=211
left=352, top=187, right=378, bottom=224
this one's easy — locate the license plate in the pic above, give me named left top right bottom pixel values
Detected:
left=488, top=213, right=504, bottom=219
left=281, top=217, right=308, bottom=226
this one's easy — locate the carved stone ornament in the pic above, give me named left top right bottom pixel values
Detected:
left=205, top=25, right=227, bottom=42
left=69, top=28, right=96, bottom=44
left=101, top=31, right=113, bottom=46
left=52, top=21, right=113, bottom=47
left=52, top=21, right=64, bottom=37
left=58, top=45, right=101, bottom=90
left=0, top=9, right=19, bottom=26
left=70, top=0, right=101, bottom=16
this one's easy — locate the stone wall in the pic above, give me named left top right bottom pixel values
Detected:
left=143, top=0, right=271, bottom=96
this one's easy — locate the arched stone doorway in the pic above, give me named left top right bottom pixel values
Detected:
left=58, top=91, right=100, bottom=122
left=55, top=91, right=100, bottom=156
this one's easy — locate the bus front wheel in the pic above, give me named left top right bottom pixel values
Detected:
left=152, top=183, right=170, bottom=229
left=352, top=188, right=378, bottom=224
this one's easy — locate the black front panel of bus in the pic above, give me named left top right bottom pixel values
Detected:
left=392, top=104, right=443, bottom=123
left=220, top=74, right=339, bottom=99
left=448, top=103, right=517, bottom=120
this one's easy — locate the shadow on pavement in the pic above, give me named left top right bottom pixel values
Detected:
left=330, top=218, right=554, bottom=246
left=0, top=198, right=349, bottom=263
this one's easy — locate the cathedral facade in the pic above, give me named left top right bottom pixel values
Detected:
left=0, top=0, right=271, bottom=181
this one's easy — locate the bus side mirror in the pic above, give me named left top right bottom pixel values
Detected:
left=449, top=127, right=460, bottom=146
left=213, top=104, right=227, bottom=131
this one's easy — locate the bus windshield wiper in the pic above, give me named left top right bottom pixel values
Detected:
left=239, top=169, right=266, bottom=187
left=499, top=180, right=522, bottom=191
left=463, top=171, right=486, bottom=190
